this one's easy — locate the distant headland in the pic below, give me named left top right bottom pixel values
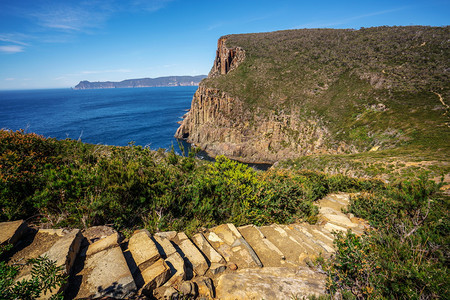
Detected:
left=73, top=75, right=207, bottom=89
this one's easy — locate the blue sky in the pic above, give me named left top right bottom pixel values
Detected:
left=0, top=0, right=448, bottom=90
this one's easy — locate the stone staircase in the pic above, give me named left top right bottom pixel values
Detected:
left=0, top=193, right=368, bottom=299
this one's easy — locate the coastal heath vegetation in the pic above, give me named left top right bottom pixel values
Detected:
left=0, top=129, right=380, bottom=233
left=1, top=129, right=448, bottom=298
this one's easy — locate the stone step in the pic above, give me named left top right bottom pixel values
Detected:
left=238, top=225, right=288, bottom=267
left=8, top=228, right=82, bottom=299
left=258, top=224, right=311, bottom=266
left=0, top=219, right=29, bottom=246
left=73, top=228, right=136, bottom=299
left=171, top=232, right=209, bottom=277
left=215, top=266, right=326, bottom=300
left=206, top=223, right=263, bottom=269
left=153, top=234, right=187, bottom=286
left=292, top=224, right=335, bottom=254
left=191, top=232, right=227, bottom=275
left=281, top=224, right=326, bottom=256
left=126, top=229, right=173, bottom=294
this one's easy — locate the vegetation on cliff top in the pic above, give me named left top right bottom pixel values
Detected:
left=203, top=26, right=449, bottom=155
left=1, top=129, right=448, bottom=298
left=0, top=129, right=378, bottom=232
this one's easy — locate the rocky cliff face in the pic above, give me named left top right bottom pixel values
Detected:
left=176, top=27, right=449, bottom=163
left=175, top=38, right=350, bottom=163
left=208, top=37, right=245, bottom=77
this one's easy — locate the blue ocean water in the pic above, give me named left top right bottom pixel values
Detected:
left=0, top=86, right=196, bottom=150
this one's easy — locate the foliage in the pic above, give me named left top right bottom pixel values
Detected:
left=318, top=177, right=449, bottom=299
left=0, top=130, right=382, bottom=233
left=0, top=244, right=66, bottom=300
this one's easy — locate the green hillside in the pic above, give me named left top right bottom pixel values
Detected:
left=204, top=26, right=449, bottom=153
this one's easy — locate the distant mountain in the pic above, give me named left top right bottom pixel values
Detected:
left=73, top=75, right=207, bottom=89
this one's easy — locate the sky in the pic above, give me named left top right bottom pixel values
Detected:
left=0, top=0, right=448, bottom=90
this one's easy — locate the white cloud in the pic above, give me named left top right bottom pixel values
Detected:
left=5, top=78, right=15, bottom=81
left=0, top=45, right=24, bottom=53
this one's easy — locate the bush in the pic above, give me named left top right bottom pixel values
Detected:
left=319, top=177, right=449, bottom=299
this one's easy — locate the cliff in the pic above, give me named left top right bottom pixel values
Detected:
left=176, top=27, right=450, bottom=163
left=74, top=75, right=206, bottom=89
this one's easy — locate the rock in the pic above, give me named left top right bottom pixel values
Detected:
left=215, top=267, right=326, bottom=299
left=41, top=229, right=82, bottom=274
left=238, top=224, right=286, bottom=267
left=153, top=235, right=177, bottom=258
left=164, top=251, right=187, bottom=286
left=206, top=223, right=262, bottom=269
left=173, top=232, right=209, bottom=276
left=153, top=286, right=180, bottom=300
left=141, top=258, right=171, bottom=292
left=85, top=232, right=119, bottom=256
left=227, top=262, right=238, bottom=270
left=192, top=232, right=226, bottom=264
left=128, top=230, right=161, bottom=268
left=0, top=220, right=29, bottom=246
left=193, top=276, right=215, bottom=298
left=179, top=281, right=197, bottom=298
left=209, top=262, right=227, bottom=275
left=82, top=225, right=117, bottom=243
left=154, top=231, right=178, bottom=240
left=75, top=245, right=137, bottom=299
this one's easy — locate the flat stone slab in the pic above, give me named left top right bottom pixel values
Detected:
left=215, top=267, right=326, bottom=299
left=0, top=220, right=28, bottom=245
left=85, top=232, right=119, bottom=256
left=258, top=224, right=310, bottom=266
left=75, top=245, right=136, bottom=299
left=207, top=223, right=262, bottom=269
left=164, top=251, right=186, bottom=286
left=238, top=225, right=287, bottom=267
left=8, top=229, right=82, bottom=299
left=173, top=232, right=209, bottom=276
left=128, top=230, right=161, bottom=268
left=192, top=232, right=225, bottom=264
left=42, top=229, right=82, bottom=274
left=141, top=258, right=171, bottom=292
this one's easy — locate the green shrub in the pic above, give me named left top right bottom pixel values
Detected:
left=320, top=177, right=449, bottom=299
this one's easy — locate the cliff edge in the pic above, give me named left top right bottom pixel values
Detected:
left=176, top=27, right=449, bottom=163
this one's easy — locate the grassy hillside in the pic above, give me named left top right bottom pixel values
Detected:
left=204, top=26, right=449, bottom=155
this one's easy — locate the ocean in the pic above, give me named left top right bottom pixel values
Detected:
left=0, top=86, right=196, bottom=151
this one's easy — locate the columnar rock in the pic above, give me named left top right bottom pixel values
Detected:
left=75, top=228, right=136, bottom=299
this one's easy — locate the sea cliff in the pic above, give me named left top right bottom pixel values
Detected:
left=176, top=27, right=449, bottom=163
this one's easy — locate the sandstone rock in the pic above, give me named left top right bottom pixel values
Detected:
left=173, top=232, right=209, bottom=276
left=128, top=230, right=161, bottom=268
left=154, top=235, right=177, bottom=258
left=0, top=220, right=28, bottom=246
left=155, top=231, right=178, bottom=241
left=206, top=223, right=262, bottom=269
left=153, top=286, right=179, bottom=300
left=215, top=267, right=326, bottom=299
left=82, top=225, right=117, bottom=243
left=164, top=251, right=187, bottom=286
left=238, top=224, right=287, bottom=267
left=85, top=232, right=119, bottom=256
left=75, top=245, right=136, bottom=299
left=209, top=262, right=227, bottom=275
left=192, top=232, right=225, bottom=264
left=41, top=229, right=82, bottom=275
left=141, top=258, right=171, bottom=292
left=179, top=281, right=197, bottom=298
left=227, top=262, right=238, bottom=271
left=193, top=276, right=215, bottom=298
